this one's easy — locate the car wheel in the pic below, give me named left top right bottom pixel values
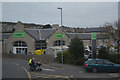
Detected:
left=40, top=68, right=42, bottom=71
left=92, top=68, right=97, bottom=73
left=117, top=68, right=120, bottom=73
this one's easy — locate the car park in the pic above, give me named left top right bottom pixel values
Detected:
left=84, top=59, right=120, bottom=72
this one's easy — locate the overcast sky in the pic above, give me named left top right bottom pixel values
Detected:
left=2, top=2, right=118, bottom=28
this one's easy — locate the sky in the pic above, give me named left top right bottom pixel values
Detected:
left=2, top=2, right=118, bottom=28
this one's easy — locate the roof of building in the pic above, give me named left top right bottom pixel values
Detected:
left=0, top=33, right=12, bottom=40
left=67, top=33, right=91, bottom=40
left=40, top=29, right=56, bottom=40
left=84, top=27, right=106, bottom=33
left=67, top=33, right=108, bottom=40
left=24, top=28, right=56, bottom=40
left=24, top=29, right=40, bottom=40
left=1, top=28, right=109, bottom=41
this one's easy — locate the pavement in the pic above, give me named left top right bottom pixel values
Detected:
left=2, top=58, right=120, bottom=80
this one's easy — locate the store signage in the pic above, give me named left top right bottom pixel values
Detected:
left=91, top=33, right=97, bottom=40
left=55, top=33, right=65, bottom=39
left=13, top=32, right=25, bottom=37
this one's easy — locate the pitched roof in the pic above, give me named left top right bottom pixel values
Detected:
left=1, top=28, right=109, bottom=41
left=84, top=27, right=106, bottom=33
left=40, top=29, right=56, bottom=40
left=24, top=28, right=56, bottom=40
left=67, top=33, right=108, bottom=40
left=67, top=33, right=91, bottom=40
left=24, top=29, right=40, bottom=40
left=0, top=33, right=12, bottom=40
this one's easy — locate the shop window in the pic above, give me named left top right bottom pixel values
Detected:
left=13, top=41, right=27, bottom=54
left=13, top=41, right=27, bottom=47
left=35, top=41, right=47, bottom=50
left=53, top=40, right=65, bottom=46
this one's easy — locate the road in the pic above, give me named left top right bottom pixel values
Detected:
left=2, top=58, right=120, bottom=80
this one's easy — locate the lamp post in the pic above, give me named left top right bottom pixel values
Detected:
left=118, top=19, right=120, bottom=64
left=57, top=7, right=63, bottom=63
left=57, top=7, right=62, bottom=28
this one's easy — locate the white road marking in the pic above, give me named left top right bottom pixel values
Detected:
left=109, top=73, right=119, bottom=77
left=11, top=62, right=19, bottom=66
left=42, top=64, right=64, bottom=69
left=42, top=68, right=55, bottom=71
left=79, top=71, right=85, bottom=73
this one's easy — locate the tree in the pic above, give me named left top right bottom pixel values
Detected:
left=69, top=36, right=85, bottom=65
left=43, top=24, right=52, bottom=29
left=98, top=46, right=109, bottom=59
left=102, top=22, right=118, bottom=43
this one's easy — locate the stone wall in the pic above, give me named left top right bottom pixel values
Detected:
left=3, top=53, right=54, bottom=64
left=47, top=28, right=70, bottom=47
left=6, top=32, right=35, bottom=54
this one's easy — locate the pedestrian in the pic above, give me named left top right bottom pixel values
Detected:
left=9, top=50, right=11, bottom=54
left=22, top=50, right=25, bottom=54
left=28, top=58, right=35, bottom=69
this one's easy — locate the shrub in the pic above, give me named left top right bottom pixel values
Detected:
left=63, top=50, right=74, bottom=64
left=98, top=46, right=109, bottom=59
left=108, top=54, right=118, bottom=64
left=56, top=52, right=62, bottom=63
left=74, top=58, right=86, bottom=65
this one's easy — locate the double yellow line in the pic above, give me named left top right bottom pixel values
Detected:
left=12, top=62, right=31, bottom=80
left=30, top=72, right=67, bottom=78
left=22, top=67, right=31, bottom=80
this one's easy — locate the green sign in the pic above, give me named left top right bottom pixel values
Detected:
left=55, top=33, right=65, bottom=39
left=91, top=33, right=97, bottom=40
left=13, top=32, right=25, bottom=37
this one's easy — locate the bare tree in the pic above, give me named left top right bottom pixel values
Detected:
left=102, top=22, right=117, bottom=44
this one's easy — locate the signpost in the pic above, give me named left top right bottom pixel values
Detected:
left=91, top=33, right=97, bottom=59
left=91, top=33, right=97, bottom=40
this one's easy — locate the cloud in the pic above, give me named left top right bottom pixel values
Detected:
left=2, top=2, right=118, bottom=27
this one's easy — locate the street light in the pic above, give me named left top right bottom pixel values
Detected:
left=57, top=7, right=63, bottom=63
left=118, top=19, right=120, bottom=64
left=57, top=7, right=62, bottom=27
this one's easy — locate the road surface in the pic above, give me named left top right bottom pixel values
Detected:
left=2, top=58, right=120, bottom=80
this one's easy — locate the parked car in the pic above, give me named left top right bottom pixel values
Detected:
left=84, top=50, right=92, bottom=59
left=84, top=59, right=120, bottom=72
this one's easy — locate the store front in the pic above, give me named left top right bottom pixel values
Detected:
left=13, top=41, right=27, bottom=54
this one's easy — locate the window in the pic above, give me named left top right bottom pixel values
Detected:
left=35, top=41, right=47, bottom=50
left=97, top=60, right=104, bottom=64
left=13, top=41, right=27, bottom=47
left=53, top=40, right=65, bottom=46
left=103, top=60, right=113, bottom=65
left=89, top=60, right=96, bottom=64
left=13, top=41, right=27, bottom=54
